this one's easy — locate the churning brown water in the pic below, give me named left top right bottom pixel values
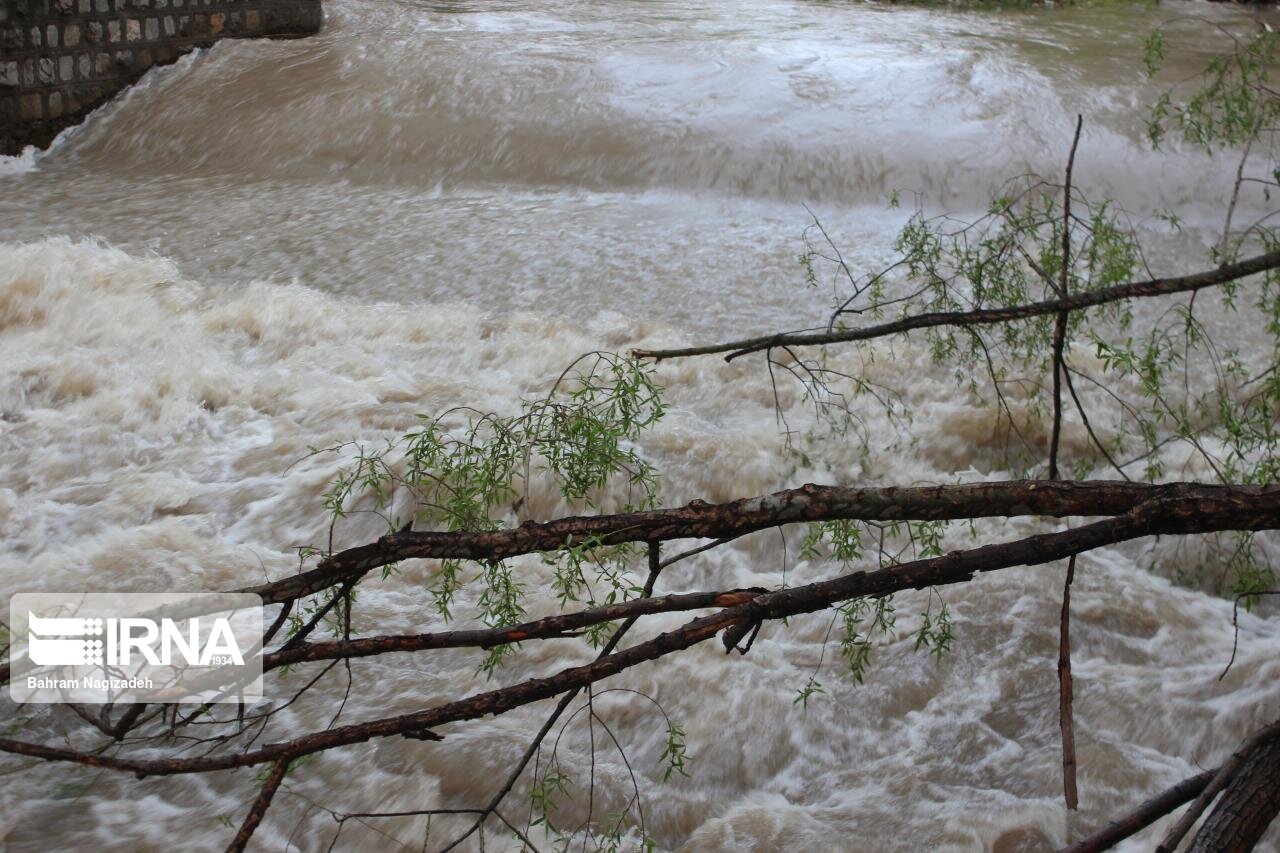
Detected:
left=2, top=0, right=1279, bottom=850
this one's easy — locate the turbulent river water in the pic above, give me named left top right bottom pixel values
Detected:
left=3, top=0, right=1280, bottom=850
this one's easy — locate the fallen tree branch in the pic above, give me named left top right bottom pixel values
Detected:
left=1062, top=768, right=1215, bottom=853
left=5, top=486, right=1279, bottom=779
left=631, top=250, right=1280, bottom=362
left=1159, top=718, right=1280, bottom=852
left=239, top=480, right=1275, bottom=606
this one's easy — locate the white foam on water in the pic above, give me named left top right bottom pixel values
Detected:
left=1, top=236, right=1276, bottom=851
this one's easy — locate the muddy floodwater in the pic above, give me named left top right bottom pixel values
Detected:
left=2, top=0, right=1279, bottom=849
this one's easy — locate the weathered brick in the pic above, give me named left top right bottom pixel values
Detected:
left=20, top=92, right=43, bottom=121
left=4, top=0, right=324, bottom=154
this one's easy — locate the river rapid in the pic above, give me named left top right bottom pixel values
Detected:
left=2, top=0, right=1279, bottom=850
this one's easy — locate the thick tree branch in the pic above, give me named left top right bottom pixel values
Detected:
left=1063, top=768, right=1215, bottom=853
left=1161, top=718, right=1280, bottom=852
left=239, top=480, right=1274, bottom=607
left=5, top=486, right=1279, bottom=779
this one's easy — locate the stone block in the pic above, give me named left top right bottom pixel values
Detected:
left=85, top=21, right=101, bottom=43
left=125, top=17, right=139, bottom=40
left=58, top=54, right=72, bottom=80
left=94, top=51, right=111, bottom=75
left=20, top=92, right=43, bottom=120
left=0, top=61, right=18, bottom=88
left=144, top=16, right=156, bottom=38
left=47, top=90, right=61, bottom=117
left=36, top=56, right=53, bottom=83
left=45, top=23, right=56, bottom=46
left=77, top=52, right=90, bottom=78
left=208, top=11, right=222, bottom=34
left=106, top=19, right=118, bottom=42
left=64, top=22, right=79, bottom=45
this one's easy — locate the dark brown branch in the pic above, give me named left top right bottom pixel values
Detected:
left=1160, top=718, right=1280, bottom=852
left=226, top=757, right=290, bottom=853
left=631, top=250, right=1280, bottom=362
left=5, top=485, right=1280, bottom=779
left=238, top=480, right=1271, bottom=607
left=1052, top=115, right=1083, bottom=812
left=263, top=588, right=762, bottom=671
left=1186, top=730, right=1280, bottom=852
left=1058, top=555, right=1079, bottom=811
left=1063, top=768, right=1215, bottom=853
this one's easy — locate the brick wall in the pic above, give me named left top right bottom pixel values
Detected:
left=0, top=0, right=321, bottom=154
